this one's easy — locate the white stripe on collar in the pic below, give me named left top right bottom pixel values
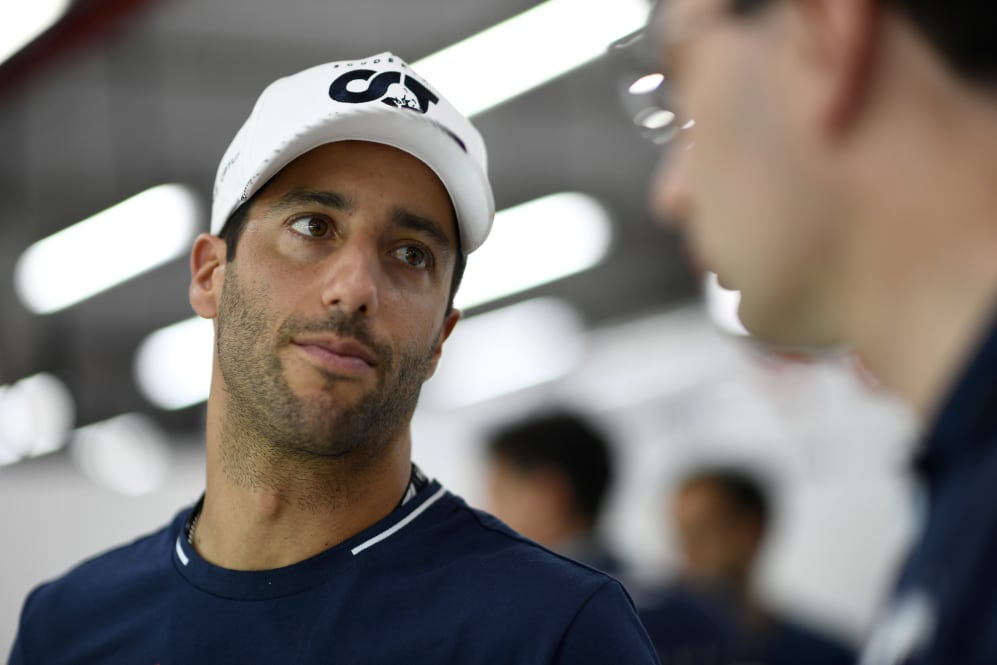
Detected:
left=175, top=536, right=190, bottom=566
left=351, top=486, right=447, bottom=556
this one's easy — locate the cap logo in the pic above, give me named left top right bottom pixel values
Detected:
left=329, top=69, right=439, bottom=114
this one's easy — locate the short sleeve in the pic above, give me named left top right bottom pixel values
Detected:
left=7, top=586, right=39, bottom=665
left=553, top=580, right=661, bottom=665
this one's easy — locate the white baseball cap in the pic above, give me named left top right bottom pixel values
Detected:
left=211, top=52, right=495, bottom=254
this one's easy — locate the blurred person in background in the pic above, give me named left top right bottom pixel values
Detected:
left=486, top=409, right=737, bottom=665
left=8, top=53, right=659, bottom=664
left=618, top=0, right=997, bottom=662
left=668, top=466, right=855, bottom=665
left=485, top=409, right=624, bottom=576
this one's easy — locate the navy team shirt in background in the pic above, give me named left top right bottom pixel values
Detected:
left=9, top=479, right=660, bottom=664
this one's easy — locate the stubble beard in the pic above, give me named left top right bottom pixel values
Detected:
left=215, top=264, right=439, bottom=473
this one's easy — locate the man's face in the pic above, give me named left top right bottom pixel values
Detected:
left=649, top=0, right=847, bottom=346
left=213, top=140, right=460, bottom=458
left=672, top=481, right=759, bottom=587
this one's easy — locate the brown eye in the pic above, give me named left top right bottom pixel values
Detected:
left=290, top=215, right=331, bottom=237
left=393, top=245, right=430, bottom=269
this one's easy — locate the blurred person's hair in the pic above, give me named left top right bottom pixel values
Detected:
left=679, top=466, right=771, bottom=530
left=487, top=410, right=615, bottom=525
left=890, top=0, right=997, bottom=86
left=661, top=0, right=997, bottom=87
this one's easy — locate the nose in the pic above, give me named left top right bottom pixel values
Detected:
left=649, top=142, right=693, bottom=228
left=320, top=242, right=380, bottom=317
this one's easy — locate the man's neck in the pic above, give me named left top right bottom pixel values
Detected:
left=194, top=408, right=412, bottom=570
left=847, top=256, right=997, bottom=424
left=833, top=34, right=997, bottom=421
left=840, top=141, right=997, bottom=421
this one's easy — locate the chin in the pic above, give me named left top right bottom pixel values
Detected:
left=740, top=310, right=842, bottom=352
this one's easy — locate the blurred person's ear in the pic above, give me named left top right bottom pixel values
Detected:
left=789, top=0, right=880, bottom=135
left=531, top=467, right=577, bottom=523
left=729, top=512, right=767, bottom=574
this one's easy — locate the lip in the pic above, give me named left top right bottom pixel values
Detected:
left=291, top=336, right=378, bottom=374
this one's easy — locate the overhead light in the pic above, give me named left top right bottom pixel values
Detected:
left=134, top=316, right=214, bottom=410
left=70, top=413, right=172, bottom=496
left=0, top=0, right=72, bottom=65
left=422, top=297, right=584, bottom=409
left=703, top=272, right=749, bottom=336
left=413, top=0, right=650, bottom=116
left=455, top=192, right=612, bottom=310
left=0, top=372, right=75, bottom=466
left=14, top=184, right=201, bottom=314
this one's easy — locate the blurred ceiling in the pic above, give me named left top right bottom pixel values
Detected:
left=0, top=0, right=697, bottom=439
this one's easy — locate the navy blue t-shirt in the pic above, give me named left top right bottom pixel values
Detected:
left=860, top=314, right=997, bottom=665
left=9, top=480, right=659, bottom=664
left=739, top=616, right=855, bottom=665
left=638, top=585, right=736, bottom=665
left=639, top=583, right=855, bottom=665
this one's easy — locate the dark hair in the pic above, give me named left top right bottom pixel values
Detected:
left=487, top=411, right=615, bottom=524
left=218, top=196, right=468, bottom=313
left=888, top=0, right=997, bottom=86
left=720, top=0, right=997, bottom=86
left=728, top=0, right=773, bottom=14
left=679, top=466, right=770, bottom=529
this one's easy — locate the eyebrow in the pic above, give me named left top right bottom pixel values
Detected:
left=272, top=189, right=355, bottom=212
left=391, top=208, right=456, bottom=259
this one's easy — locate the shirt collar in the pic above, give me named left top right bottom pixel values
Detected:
left=916, top=305, right=997, bottom=487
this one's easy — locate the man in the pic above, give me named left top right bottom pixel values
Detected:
left=667, top=467, right=854, bottom=665
left=485, top=409, right=624, bottom=576
left=9, top=53, right=658, bottom=664
left=628, top=1, right=997, bottom=663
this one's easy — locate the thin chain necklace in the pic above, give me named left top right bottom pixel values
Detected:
left=186, top=509, right=201, bottom=545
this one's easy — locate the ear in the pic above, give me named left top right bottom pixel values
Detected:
left=532, top=467, right=575, bottom=518
left=791, top=0, right=881, bottom=135
left=738, top=515, right=766, bottom=558
left=424, top=308, right=461, bottom=380
left=189, top=233, right=227, bottom=319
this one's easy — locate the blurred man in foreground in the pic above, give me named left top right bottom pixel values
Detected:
left=626, top=0, right=997, bottom=663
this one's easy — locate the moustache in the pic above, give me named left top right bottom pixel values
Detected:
left=279, top=311, right=391, bottom=366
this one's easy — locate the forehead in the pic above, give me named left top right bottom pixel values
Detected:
left=677, top=480, right=729, bottom=512
left=259, top=141, right=458, bottom=240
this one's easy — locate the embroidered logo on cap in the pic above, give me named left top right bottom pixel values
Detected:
left=329, top=69, right=439, bottom=114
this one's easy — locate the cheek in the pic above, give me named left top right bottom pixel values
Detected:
left=683, top=67, right=776, bottom=241
left=689, top=68, right=822, bottom=270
